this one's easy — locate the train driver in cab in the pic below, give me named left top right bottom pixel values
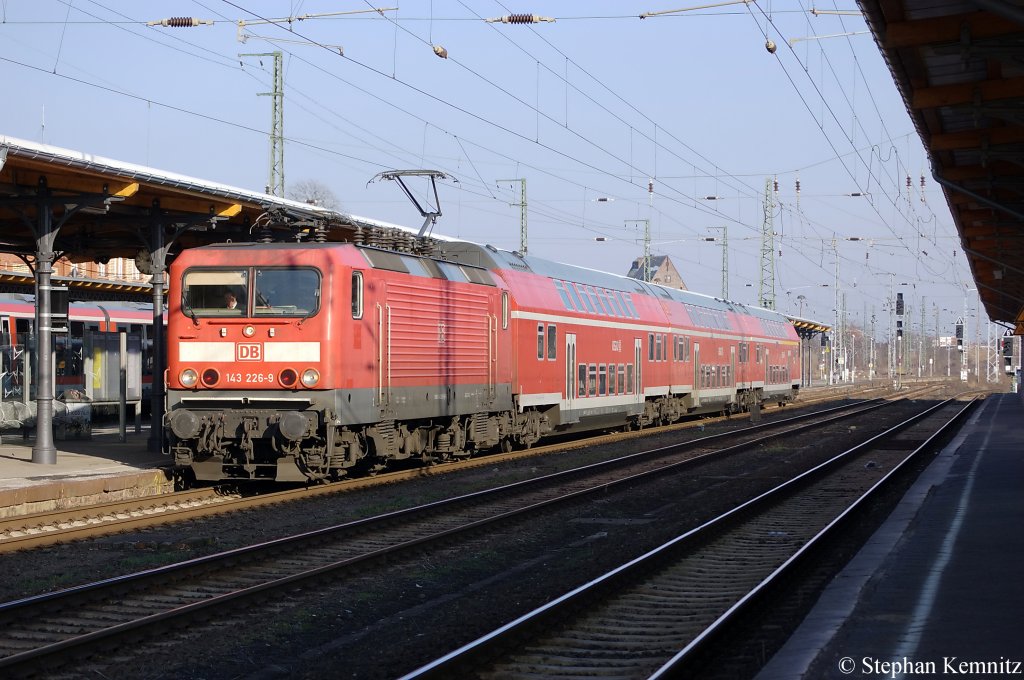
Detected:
left=224, top=290, right=239, bottom=310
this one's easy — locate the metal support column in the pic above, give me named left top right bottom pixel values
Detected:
left=31, top=178, right=58, bottom=464
left=146, top=205, right=169, bottom=452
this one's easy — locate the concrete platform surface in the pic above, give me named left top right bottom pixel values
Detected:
left=0, top=424, right=171, bottom=518
left=759, top=390, right=1024, bottom=679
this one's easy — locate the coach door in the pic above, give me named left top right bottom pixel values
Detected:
left=693, top=342, right=701, bottom=408
left=565, top=333, right=577, bottom=415
left=633, top=338, right=643, bottom=404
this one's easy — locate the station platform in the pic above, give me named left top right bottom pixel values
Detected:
left=0, top=424, right=171, bottom=519
left=759, top=389, right=1024, bottom=679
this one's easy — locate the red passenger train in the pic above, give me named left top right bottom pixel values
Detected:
left=164, top=238, right=801, bottom=482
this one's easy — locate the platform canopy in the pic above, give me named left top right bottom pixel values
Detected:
left=857, top=0, right=1024, bottom=333
left=0, top=135, right=402, bottom=266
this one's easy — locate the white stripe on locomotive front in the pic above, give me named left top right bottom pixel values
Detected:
left=179, top=341, right=321, bottom=362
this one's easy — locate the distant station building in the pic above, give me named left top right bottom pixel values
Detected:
left=0, top=253, right=146, bottom=284
left=626, top=255, right=687, bottom=290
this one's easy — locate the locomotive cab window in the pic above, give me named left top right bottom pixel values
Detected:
left=252, top=267, right=321, bottom=318
left=182, top=269, right=250, bottom=316
left=182, top=268, right=321, bottom=318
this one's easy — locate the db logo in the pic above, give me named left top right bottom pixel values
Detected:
left=236, top=343, right=262, bottom=361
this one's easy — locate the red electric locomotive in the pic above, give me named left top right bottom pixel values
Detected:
left=164, top=238, right=801, bottom=482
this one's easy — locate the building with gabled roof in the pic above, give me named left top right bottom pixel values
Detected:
left=626, top=255, right=687, bottom=290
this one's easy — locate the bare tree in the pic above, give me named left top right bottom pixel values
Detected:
left=287, top=179, right=341, bottom=210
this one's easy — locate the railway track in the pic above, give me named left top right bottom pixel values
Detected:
left=0, top=388, right=956, bottom=676
left=401, top=396, right=977, bottom=680
left=0, top=382, right=913, bottom=553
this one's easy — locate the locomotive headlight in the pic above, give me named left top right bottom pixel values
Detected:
left=180, top=368, right=199, bottom=388
left=243, top=325, right=256, bottom=338
left=301, top=368, right=320, bottom=387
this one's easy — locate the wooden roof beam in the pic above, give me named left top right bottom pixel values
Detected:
left=884, top=11, right=1021, bottom=49
left=930, top=125, right=1024, bottom=151
left=912, top=76, right=1024, bottom=109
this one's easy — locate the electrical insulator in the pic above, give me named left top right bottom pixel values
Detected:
left=896, top=292, right=904, bottom=315
left=773, top=178, right=779, bottom=193
left=795, top=179, right=800, bottom=193
left=648, top=179, right=654, bottom=194
left=148, top=17, right=212, bottom=27
left=487, top=13, right=555, bottom=24
left=920, top=174, right=926, bottom=202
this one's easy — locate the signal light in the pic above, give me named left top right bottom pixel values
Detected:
left=201, top=368, right=220, bottom=387
left=279, top=369, right=298, bottom=388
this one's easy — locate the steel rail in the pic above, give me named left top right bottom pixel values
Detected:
left=0, top=396, right=917, bottom=673
left=0, top=388, right=909, bottom=553
left=650, top=396, right=978, bottom=678
left=398, top=396, right=976, bottom=679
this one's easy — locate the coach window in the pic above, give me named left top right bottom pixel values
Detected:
left=578, top=364, right=587, bottom=397
left=617, top=364, right=625, bottom=394
left=537, top=324, right=545, bottom=360
left=608, top=291, right=626, bottom=317
left=554, top=281, right=573, bottom=311
left=756, top=345, right=763, bottom=364
left=547, top=325, right=557, bottom=360
left=587, top=287, right=604, bottom=315
left=598, top=364, right=607, bottom=395
left=574, top=284, right=595, bottom=313
left=622, top=294, right=638, bottom=319
left=655, top=334, right=663, bottom=362
left=351, top=271, right=364, bottom=319
left=738, top=342, right=748, bottom=363
left=648, top=333, right=655, bottom=361
left=588, top=364, right=597, bottom=396
left=626, top=364, right=634, bottom=394
left=567, top=283, right=585, bottom=312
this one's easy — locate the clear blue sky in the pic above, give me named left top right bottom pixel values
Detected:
left=0, top=1, right=989, bottom=345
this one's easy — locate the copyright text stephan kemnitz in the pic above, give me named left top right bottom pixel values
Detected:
left=838, top=656, right=1023, bottom=677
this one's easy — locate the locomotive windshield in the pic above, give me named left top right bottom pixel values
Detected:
left=182, top=267, right=320, bottom=318
left=252, top=268, right=320, bottom=317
